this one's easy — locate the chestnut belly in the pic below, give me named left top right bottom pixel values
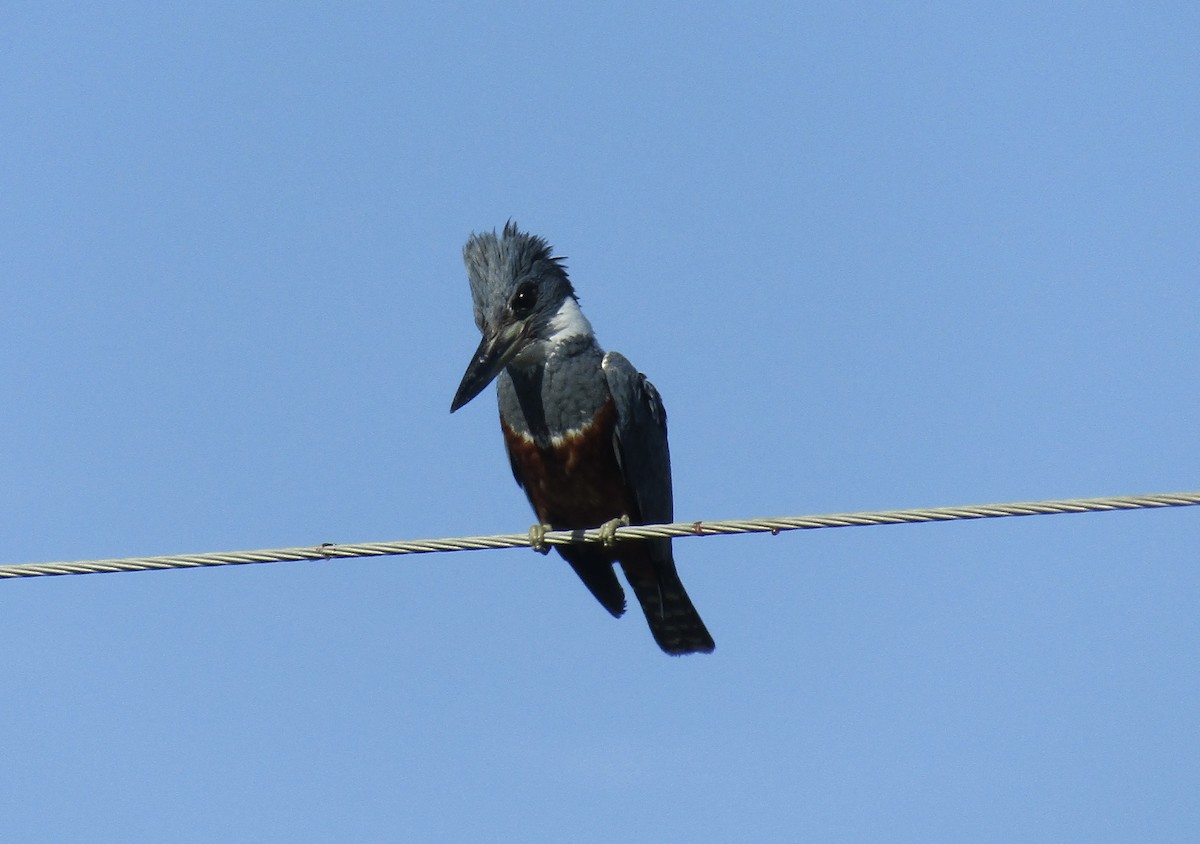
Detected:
left=502, top=399, right=633, bottom=529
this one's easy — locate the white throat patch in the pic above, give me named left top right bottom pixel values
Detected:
left=547, top=297, right=594, bottom=344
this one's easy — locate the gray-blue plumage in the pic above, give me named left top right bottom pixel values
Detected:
left=496, top=338, right=609, bottom=444
left=450, top=222, right=713, bottom=655
left=600, top=349, right=674, bottom=529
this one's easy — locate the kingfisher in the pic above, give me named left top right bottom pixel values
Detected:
left=450, top=222, right=715, bottom=655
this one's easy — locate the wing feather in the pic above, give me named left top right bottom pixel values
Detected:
left=601, top=351, right=673, bottom=526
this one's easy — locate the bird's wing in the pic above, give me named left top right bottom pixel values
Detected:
left=601, top=351, right=673, bottom=526
left=603, top=351, right=717, bottom=655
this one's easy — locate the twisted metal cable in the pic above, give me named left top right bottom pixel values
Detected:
left=2, top=491, right=1197, bottom=580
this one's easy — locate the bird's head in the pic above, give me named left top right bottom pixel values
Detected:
left=450, top=222, right=589, bottom=412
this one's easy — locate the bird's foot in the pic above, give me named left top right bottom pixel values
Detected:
left=528, top=523, right=553, bottom=555
left=597, top=515, right=631, bottom=548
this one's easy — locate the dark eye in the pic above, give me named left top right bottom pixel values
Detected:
left=511, top=283, right=537, bottom=317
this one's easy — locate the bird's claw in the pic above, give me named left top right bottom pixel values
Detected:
left=598, top=515, right=630, bottom=548
left=528, top=523, right=552, bottom=555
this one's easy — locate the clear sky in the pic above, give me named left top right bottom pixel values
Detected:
left=2, top=3, right=1198, bottom=841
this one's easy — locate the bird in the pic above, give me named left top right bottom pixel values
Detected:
left=450, top=222, right=714, bottom=655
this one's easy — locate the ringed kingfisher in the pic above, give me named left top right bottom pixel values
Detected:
left=450, top=222, right=715, bottom=655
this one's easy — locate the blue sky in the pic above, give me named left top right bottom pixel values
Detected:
left=2, top=3, right=1198, bottom=841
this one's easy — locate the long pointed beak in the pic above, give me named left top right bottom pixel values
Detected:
left=450, top=322, right=526, bottom=412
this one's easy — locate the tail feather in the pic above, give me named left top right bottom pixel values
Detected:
left=620, top=551, right=714, bottom=656
left=559, top=540, right=713, bottom=655
left=558, top=546, right=626, bottom=618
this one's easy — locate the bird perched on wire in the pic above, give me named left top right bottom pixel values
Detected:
left=450, top=222, right=714, bottom=655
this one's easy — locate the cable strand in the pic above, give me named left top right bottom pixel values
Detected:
left=2, top=491, right=1197, bottom=580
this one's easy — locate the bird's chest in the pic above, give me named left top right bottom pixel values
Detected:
left=501, top=398, right=630, bottom=528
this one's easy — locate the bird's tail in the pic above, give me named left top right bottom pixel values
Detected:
left=620, top=546, right=714, bottom=656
